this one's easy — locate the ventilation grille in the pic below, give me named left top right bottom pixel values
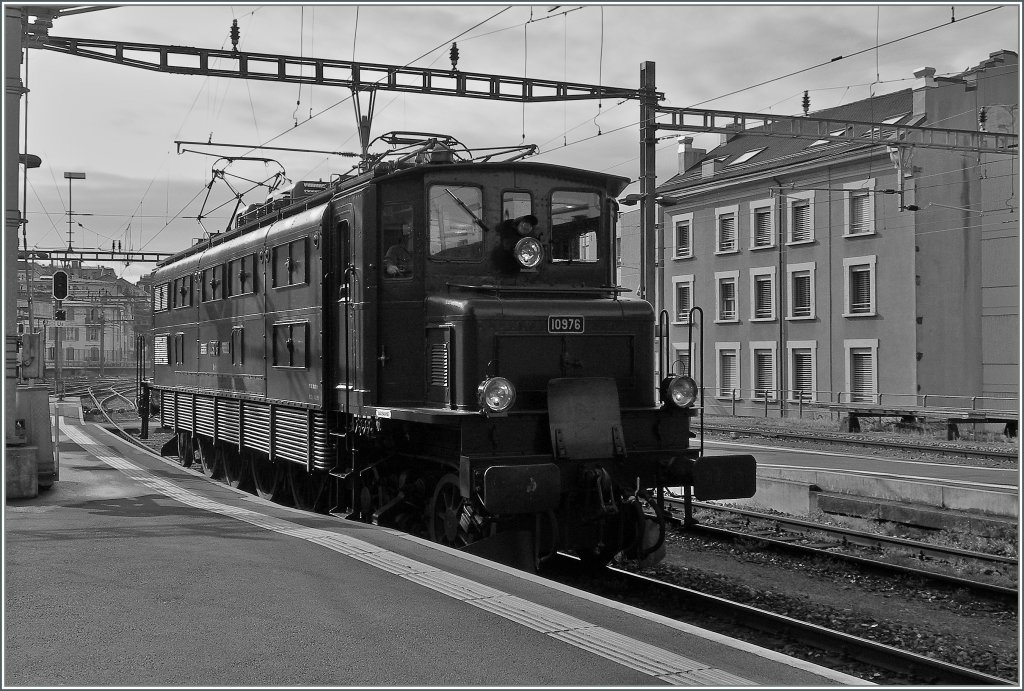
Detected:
left=429, top=342, right=449, bottom=388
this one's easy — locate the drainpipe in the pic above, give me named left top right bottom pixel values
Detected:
left=773, top=177, right=786, bottom=417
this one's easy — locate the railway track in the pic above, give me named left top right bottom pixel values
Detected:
left=80, top=404, right=1017, bottom=684
left=545, top=555, right=1015, bottom=686
left=704, top=422, right=1018, bottom=463
left=668, top=500, right=1018, bottom=601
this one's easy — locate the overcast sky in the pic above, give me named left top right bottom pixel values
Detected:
left=15, top=2, right=1020, bottom=282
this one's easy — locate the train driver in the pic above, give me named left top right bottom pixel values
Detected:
left=384, top=222, right=413, bottom=277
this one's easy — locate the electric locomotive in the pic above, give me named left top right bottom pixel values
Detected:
left=146, top=135, right=756, bottom=569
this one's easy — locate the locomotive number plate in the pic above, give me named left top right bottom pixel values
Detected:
left=548, top=315, right=585, bottom=334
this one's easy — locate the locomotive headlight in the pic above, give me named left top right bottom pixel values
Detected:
left=661, top=375, right=698, bottom=409
left=478, top=377, right=517, bottom=414
left=513, top=237, right=543, bottom=269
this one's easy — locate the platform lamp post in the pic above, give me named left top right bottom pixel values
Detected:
left=63, top=171, right=85, bottom=252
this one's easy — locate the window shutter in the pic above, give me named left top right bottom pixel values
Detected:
left=792, top=348, right=813, bottom=400
left=719, top=280, right=736, bottom=320
left=753, top=350, right=774, bottom=397
left=675, top=221, right=691, bottom=257
left=791, top=201, right=811, bottom=242
left=754, top=275, right=773, bottom=319
left=850, top=348, right=874, bottom=402
left=676, top=283, right=692, bottom=322
left=719, top=350, right=738, bottom=397
left=849, top=193, right=869, bottom=234
left=674, top=349, right=691, bottom=377
left=718, top=214, right=737, bottom=252
left=850, top=266, right=871, bottom=313
left=792, top=272, right=811, bottom=317
left=754, top=208, right=772, bottom=246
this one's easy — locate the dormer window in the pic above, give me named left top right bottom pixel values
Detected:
left=727, top=148, right=766, bottom=166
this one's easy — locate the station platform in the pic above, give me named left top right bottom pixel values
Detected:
left=4, top=415, right=866, bottom=687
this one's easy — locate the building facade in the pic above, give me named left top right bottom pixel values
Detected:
left=650, top=50, right=1019, bottom=416
left=16, top=261, right=152, bottom=377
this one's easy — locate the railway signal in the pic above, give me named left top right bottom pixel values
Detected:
left=51, top=270, right=69, bottom=300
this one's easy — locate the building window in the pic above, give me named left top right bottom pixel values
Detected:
left=671, top=343, right=691, bottom=378
left=787, top=341, right=817, bottom=403
left=673, top=275, right=694, bottom=323
left=750, top=341, right=777, bottom=400
left=844, top=180, right=875, bottom=236
left=671, top=213, right=693, bottom=259
left=86, top=327, right=100, bottom=341
left=845, top=339, right=878, bottom=403
left=750, top=267, right=776, bottom=321
left=844, top=255, right=876, bottom=316
left=787, top=262, right=815, bottom=319
left=749, top=200, right=774, bottom=249
left=787, top=192, right=814, bottom=244
left=715, top=205, right=739, bottom=254
left=715, top=270, right=739, bottom=322
left=716, top=343, right=740, bottom=399
left=273, top=321, right=308, bottom=369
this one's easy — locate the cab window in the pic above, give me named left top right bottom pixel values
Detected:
left=382, top=204, right=414, bottom=279
left=551, top=191, right=601, bottom=263
left=428, top=185, right=483, bottom=262
left=502, top=191, right=532, bottom=221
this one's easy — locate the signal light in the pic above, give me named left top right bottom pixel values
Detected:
left=52, top=270, right=69, bottom=300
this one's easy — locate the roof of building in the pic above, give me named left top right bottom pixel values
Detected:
left=658, top=89, right=915, bottom=194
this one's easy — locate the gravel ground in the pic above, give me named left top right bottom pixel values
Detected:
left=622, top=530, right=1019, bottom=683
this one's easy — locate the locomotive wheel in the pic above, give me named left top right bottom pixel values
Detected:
left=221, top=446, right=252, bottom=490
left=175, top=432, right=194, bottom=468
left=197, top=438, right=222, bottom=480
left=288, top=463, right=327, bottom=512
left=252, top=455, right=287, bottom=503
left=428, top=474, right=475, bottom=548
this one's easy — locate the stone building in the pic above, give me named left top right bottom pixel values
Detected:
left=643, top=50, right=1018, bottom=416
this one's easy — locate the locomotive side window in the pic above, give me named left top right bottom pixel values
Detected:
left=502, top=191, right=532, bottom=221
left=172, top=275, right=193, bottom=308
left=227, top=254, right=257, bottom=297
left=272, top=321, right=308, bottom=369
left=154, top=283, right=169, bottom=312
left=551, top=191, right=601, bottom=263
left=272, top=238, right=309, bottom=288
left=382, top=204, right=414, bottom=279
left=153, top=334, right=169, bottom=365
left=230, top=327, right=243, bottom=366
left=337, top=219, right=351, bottom=297
left=202, top=265, right=223, bottom=302
left=172, top=333, right=185, bottom=365
left=428, top=185, right=483, bottom=262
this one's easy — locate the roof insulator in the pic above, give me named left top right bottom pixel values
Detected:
left=802, top=90, right=810, bottom=116
left=450, top=42, right=460, bottom=73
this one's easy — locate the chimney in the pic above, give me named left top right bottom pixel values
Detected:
left=913, top=66, right=936, bottom=118
left=677, top=137, right=706, bottom=174
left=720, top=122, right=744, bottom=146
left=701, top=158, right=724, bottom=179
